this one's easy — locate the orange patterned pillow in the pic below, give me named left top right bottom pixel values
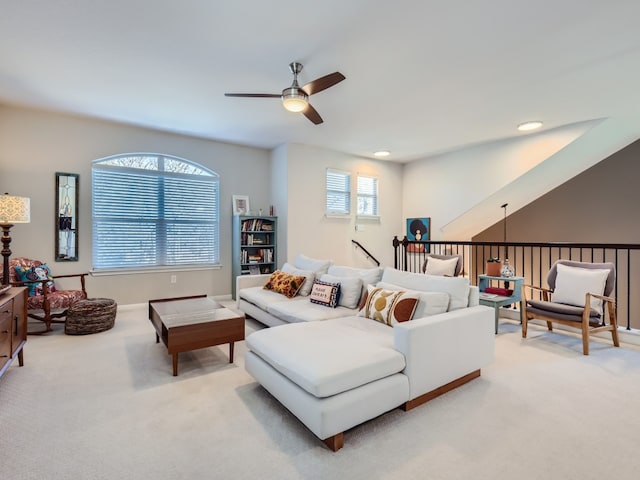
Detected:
left=263, top=270, right=307, bottom=298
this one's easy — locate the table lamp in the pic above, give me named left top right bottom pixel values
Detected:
left=0, top=193, right=31, bottom=285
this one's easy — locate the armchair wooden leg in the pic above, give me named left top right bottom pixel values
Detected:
left=522, top=316, right=528, bottom=338
left=582, top=323, right=590, bottom=356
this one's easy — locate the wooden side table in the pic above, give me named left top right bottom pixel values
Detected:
left=478, top=275, right=524, bottom=334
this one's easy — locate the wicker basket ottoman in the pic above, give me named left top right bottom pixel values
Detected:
left=65, top=298, right=117, bottom=335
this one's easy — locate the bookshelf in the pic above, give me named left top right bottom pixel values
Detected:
left=232, top=215, right=278, bottom=299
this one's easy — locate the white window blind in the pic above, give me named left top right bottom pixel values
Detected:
left=326, top=168, right=351, bottom=215
left=92, top=153, right=219, bottom=270
left=357, top=175, right=378, bottom=217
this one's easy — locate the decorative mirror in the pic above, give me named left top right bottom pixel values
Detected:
left=55, top=172, right=79, bottom=261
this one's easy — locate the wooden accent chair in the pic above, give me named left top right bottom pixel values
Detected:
left=521, top=260, right=619, bottom=355
left=3, top=257, right=88, bottom=333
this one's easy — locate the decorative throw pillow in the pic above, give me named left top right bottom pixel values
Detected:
left=293, top=254, right=332, bottom=276
left=263, top=270, right=306, bottom=299
left=14, top=264, right=57, bottom=297
left=309, top=280, right=341, bottom=308
left=319, top=273, right=362, bottom=309
left=281, top=263, right=315, bottom=296
left=425, top=256, right=458, bottom=276
left=552, top=263, right=610, bottom=315
left=358, top=285, right=419, bottom=326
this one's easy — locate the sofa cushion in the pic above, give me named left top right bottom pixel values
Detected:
left=293, top=254, right=332, bottom=276
left=263, top=270, right=306, bottom=298
left=266, top=299, right=355, bottom=323
left=380, top=267, right=470, bottom=311
left=281, top=262, right=316, bottom=296
left=309, top=279, right=340, bottom=308
left=246, top=316, right=405, bottom=398
left=358, top=285, right=419, bottom=326
left=320, top=273, right=362, bottom=309
left=376, top=281, right=449, bottom=318
left=327, top=265, right=383, bottom=286
left=239, top=286, right=291, bottom=311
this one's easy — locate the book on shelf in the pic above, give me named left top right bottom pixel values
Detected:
left=248, top=266, right=260, bottom=275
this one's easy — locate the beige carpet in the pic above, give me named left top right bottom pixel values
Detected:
left=2, top=303, right=640, bottom=480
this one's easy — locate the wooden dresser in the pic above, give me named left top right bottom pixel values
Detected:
left=0, top=287, right=27, bottom=379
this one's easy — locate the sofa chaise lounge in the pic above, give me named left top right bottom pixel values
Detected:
left=242, top=265, right=495, bottom=451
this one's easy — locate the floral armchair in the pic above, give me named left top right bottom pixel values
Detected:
left=2, top=257, right=88, bottom=333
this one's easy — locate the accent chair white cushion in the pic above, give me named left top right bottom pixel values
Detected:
left=552, top=263, right=609, bottom=315
left=424, top=256, right=458, bottom=276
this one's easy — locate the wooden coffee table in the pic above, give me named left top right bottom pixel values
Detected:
left=148, top=295, right=245, bottom=376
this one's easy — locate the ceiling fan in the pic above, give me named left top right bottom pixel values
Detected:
left=224, top=62, right=345, bottom=125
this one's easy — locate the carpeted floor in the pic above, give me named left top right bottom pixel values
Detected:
left=2, top=303, right=640, bottom=480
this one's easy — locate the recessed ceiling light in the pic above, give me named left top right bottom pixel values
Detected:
left=517, top=121, right=543, bottom=132
left=374, top=150, right=390, bottom=157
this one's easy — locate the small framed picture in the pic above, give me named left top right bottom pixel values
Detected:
left=232, top=195, right=250, bottom=216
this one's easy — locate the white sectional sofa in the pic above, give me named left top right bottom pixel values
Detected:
left=236, top=254, right=384, bottom=327
left=241, top=264, right=495, bottom=451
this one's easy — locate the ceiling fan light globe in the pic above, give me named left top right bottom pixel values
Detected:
left=281, top=88, right=308, bottom=112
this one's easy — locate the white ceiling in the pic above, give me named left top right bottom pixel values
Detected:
left=2, top=0, right=640, bottom=163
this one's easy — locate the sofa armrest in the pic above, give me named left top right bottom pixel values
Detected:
left=393, top=305, right=495, bottom=399
left=468, top=285, right=479, bottom=306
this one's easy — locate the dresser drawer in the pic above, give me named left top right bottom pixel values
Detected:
left=0, top=315, right=11, bottom=362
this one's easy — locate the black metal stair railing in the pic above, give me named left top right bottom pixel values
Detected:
left=352, top=239, right=380, bottom=266
left=392, top=236, right=640, bottom=330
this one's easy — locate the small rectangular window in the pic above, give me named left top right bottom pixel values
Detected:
left=326, top=168, right=351, bottom=215
left=357, top=175, right=378, bottom=217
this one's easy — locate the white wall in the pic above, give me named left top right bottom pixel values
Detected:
left=270, top=144, right=288, bottom=265
left=282, top=143, right=404, bottom=268
left=402, top=121, right=598, bottom=240
left=0, top=105, right=270, bottom=304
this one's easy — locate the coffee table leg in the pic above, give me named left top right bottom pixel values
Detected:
left=173, top=353, right=179, bottom=376
left=229, top=342, right=235, bottom=363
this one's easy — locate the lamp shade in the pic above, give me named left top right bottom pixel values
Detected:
left=0, top=193, right=31, bottom=224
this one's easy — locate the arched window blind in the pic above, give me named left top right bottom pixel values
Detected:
left=92, top=153, right=219, bottom=270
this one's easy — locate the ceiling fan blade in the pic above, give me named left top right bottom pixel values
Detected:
left=303, top=104, right=323, bottom=125
left=302, top=72, right=345, bottom=95
left=224, top=93, right=281, bottom=98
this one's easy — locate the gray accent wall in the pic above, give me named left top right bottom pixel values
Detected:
left=474, top=138, right=640, bottom=243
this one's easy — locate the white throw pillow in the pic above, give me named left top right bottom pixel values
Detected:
left=293, top=254, right=332, bottom=276
left=376, top=281, right=450, bottom=317
left=327, top=265, right=383, bottom=286
left=552, top=263, right=610, bottom=315
left=320, top=273, right=362, bottom=309
left=281, top=262, right=315, bottom=296
left=424, top=256, right=458, bottom=276
left=380, top=267, right=470, bottom=310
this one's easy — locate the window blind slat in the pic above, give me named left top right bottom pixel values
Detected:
left=92, top=154, right=220, bottom=269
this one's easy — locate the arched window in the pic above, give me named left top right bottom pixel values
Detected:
left=92, top=153, right=219, bottom=271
